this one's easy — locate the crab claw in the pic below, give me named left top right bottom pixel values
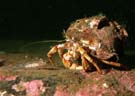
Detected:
left=62, top=52, right=83, bottom=70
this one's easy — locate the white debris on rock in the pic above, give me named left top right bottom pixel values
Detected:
left=102, top=83, right=109, bottom=88
left=24, top=58, right=46, bottom=68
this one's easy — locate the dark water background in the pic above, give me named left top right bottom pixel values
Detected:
left=0, top=0, right=135, bottom=50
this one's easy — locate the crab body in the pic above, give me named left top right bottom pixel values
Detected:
left=47, top=15, right=128, bottom=74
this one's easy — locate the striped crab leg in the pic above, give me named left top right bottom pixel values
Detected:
left=47, top=44, right=65, bottom=64
left=78, top=46, right=102, bottom=74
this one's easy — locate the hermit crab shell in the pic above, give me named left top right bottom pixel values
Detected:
left=65, top=15, right=107, bottom=41
left=64, top=15, right=128, bottom=60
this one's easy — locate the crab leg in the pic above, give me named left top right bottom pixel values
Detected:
left=47, top=44, right=65, bottom=64
left=62, top=52, right=83, bottom=70
left=81, top=56, right=92, bottom=71
left=47, top=46, right=58, bottom=64
left=62, top=52, right=72, bottom=68
left=101, top=60, right=122, bottom=67
left=78, top=47, right=102, bottom=74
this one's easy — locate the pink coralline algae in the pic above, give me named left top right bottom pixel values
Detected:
left=118, top=72, right=135, bottom=93
left=0, top=75, right=17, bottom=81
left=75, top=85, right=107, bottom=96
left=75, top=87, right=90, bottom=96
left=26, top=80, right=45, bottom=96
left=54, top=84, right=108, bottom=96
left=12, top=80, right=46, bottom=96
left=54, top=86, right=70, bottom=96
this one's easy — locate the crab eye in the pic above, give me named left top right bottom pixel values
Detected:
left=98, top=18, right=109, bottom=29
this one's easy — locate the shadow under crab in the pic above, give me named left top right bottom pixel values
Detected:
left=47, top=14, right=128, bottom=74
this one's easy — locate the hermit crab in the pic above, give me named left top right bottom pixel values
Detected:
left=47, top=14, right=128, bottom=74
